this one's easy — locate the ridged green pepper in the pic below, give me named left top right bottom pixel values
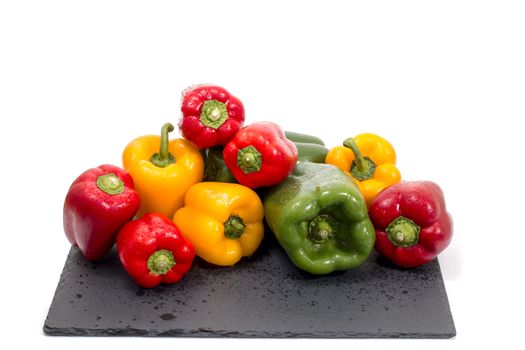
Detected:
left=263, top=162, right=376, bottom=275
left=285, top=131, right=325, bottom=146
left=202, top=147, right=237, bottom=183
left=293, top=142, right=329, bottom=163
left=285, top=131, right=329, bottom=164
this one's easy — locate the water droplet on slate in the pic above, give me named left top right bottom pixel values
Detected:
left=160, top=313, right=175, bottom=321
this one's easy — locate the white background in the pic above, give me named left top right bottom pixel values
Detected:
left=1, top=1, right=524, bottom=349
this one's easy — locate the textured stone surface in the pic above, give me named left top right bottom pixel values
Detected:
left=44, top=234, right=455, bottom=338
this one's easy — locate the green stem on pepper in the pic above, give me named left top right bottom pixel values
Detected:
left=200, top=100, right=229, bottom=129
left=386, top=216, right=420, bottom=247
left=150, top=123, right=176, bottom=168
left=223, top=215, right=246, bottom=239
left=237, top=145, right=262, bottom=174
left=96, top=173, right=124, bottom=195
left=308, top=214, right=339, bottom=243
left=147, top=249, right=176, bottom=275
left=343, top=138, right=376, bottom=181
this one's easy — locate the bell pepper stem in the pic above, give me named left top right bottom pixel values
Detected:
left=147, top=249, right=176, bottom=275
left=224, top=215, right=245, bottom=239
left=308, top=214, right=339, bottom=243
left=96, top=173, right=124, bottom=195
left=386, top=216, right=420, bottom=247
left=342, top=138, right=376, bottom=181
left=150, top=123, right=176, bottom=167
left=200, top=100, right=229, bottom=129
left=237, top=145, right=262, bottom=174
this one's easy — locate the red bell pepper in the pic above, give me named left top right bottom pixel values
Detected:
left=179, top=84, right=245, bottom=149
left=117, top=213, right=195, bottom=288
left=369, top=181, right=453, bottom=268
left=63, top=165, right=140, bottom=261
left=223, top=121, right=298, bottom=189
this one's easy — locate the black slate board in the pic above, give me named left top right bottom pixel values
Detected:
left=44, top=234, right=455, bottom=338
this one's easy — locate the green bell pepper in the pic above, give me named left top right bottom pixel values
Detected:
left=285, top=131, right=329, bottom=164
left=285, top=131, right=325, bottom=146
left=263, top=162, right=375, bottom=274
left=202, top=147, right=237, bottom=183
left=294, top=142, right=329, bottom=163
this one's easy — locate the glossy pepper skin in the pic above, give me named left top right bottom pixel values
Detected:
left=179, top=85, right=245, bottom=149
left=117, top=213, right=195, bottom=288
left=369, top=181, right=453, bottom=268
left=123, top=123, right=204, bottom=218
left=285, top=130, right=328, bottom=163
left=264, top=162, right=376, bottom=275
left=285, top=131, right=325, bottom=146
left=325, top=133, right=401, bottom=206
left=63, top=165, right=140, bottom=261
left=223, top=122, right=298, bottom=189
left=173, top=182, right=264, bottom=266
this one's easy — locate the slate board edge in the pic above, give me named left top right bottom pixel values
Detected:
left=433, top=258, right=456, bottom=338
left=43, top=246, right=73, bottom=335
left=43, top=324, right=455, bottom=339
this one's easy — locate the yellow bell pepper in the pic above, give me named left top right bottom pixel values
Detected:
left=173, top=182, right=264, bottom=266
left=122, top=123, right=203, bottom=218
left=325, top=133, right=401, bottom=206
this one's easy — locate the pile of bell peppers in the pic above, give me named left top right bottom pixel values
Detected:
left=62, top=84, right=453, bottom=288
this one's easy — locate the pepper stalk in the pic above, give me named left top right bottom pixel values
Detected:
left=150, top=123, right=176, bottom=167
left=343, top=138, right=376, bottom=181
